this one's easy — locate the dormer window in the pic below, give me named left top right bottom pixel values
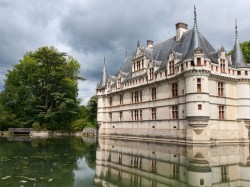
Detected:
left=220, top=59, right=225, bottom=73
left=197, top=58, right=201, bottom=66
left=169, top=61, right=174, bottom=74
left=117, top=78, right=121, bottom=89
left=149, top=68, right=154, bottom=80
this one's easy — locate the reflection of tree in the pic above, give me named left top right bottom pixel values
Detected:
left=0, top=137, right=97, bottom=186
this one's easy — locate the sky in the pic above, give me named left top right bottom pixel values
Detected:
left=0, top=0, right=249, bottom=104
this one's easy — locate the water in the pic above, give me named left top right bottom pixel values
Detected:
left=0, top=136, right=97, bottom=187
left=1, top=136, right=250, bottom=187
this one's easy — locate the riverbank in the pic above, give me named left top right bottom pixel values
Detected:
left=0, top=127, right=97, bottom=138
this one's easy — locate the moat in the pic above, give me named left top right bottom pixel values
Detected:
left=1, top=136, right=250, bottom=186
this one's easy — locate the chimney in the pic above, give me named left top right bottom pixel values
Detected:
left=147, top=40, right=154, bottom=48
left=176, top=22, right=188, bottom=42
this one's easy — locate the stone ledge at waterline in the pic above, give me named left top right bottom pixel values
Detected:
left=0, top=128, right=98, bottom=138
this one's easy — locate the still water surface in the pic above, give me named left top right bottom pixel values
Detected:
left=1, top=136, right=250, bottom=187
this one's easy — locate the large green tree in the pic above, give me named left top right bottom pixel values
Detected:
left=229, top=40, right=250, bottom=64
left=0, top=46, right=82, bottom=130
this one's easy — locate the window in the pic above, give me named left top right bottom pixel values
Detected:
left=134, top=110, right=139, bottom=121
left=169, top=61, right=174, bottom=74
left=191, top=60, right=194, bottom=66
left=132, top=91, right=142, bottom=103
left=151, top=108, right=156, bottom=120
left=181, top=64, right=184, bottom=71
left=119, top=112, right=123, bottom=121
left=140, top=110, right=142, bottom=120
left=245, top=71, right=248, bottom=76
left=218, top=82, right=224, bottom=96
left=219, top=105, right=225, bottom=120
left=172, top=164, right=179, bottom=179
left=172, top=105, right=178, bottom=119
left=149, top=68, right=154, bottom=80
left=119, top=94, right=123, bottom=105
left=117, top=78, right=121, bottom=88
left=152, top=160, right=157, bottom=173
left=200, top=179, right=204, bottom=185
left=134, top=91, right=139, bottom=103
left=131, top=110, right=133, bottom=121
left=172, top=83, right=178, bottom=97
left=237, top=71, right=241, bottom=76
left=220, top=59, right=225, bottom=73
left=197, top=58, right=201, bottom=66
left=109, top=113, right=112, bottom=121
left=204, top=61, right=207, bottom=66
left=152, top=87, right=156, bottom=100
left=109, top=97, right=112, bottom=106
left=211, top=66, right=213, bottom=71
left=216, top=67, right=218, bottom=72
left=197, top=78, right=201, bottom=92
left=137, top=61, right=140, bottom=70
left=221, top=166, right=228, bottom=182
left=198, top=104, right=202, bottom=110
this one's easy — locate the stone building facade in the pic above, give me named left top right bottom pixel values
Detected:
left=96, top=9, right=250, bottom=144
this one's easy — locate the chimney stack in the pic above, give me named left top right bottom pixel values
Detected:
left=176, top=22, right=188, bottom=42
left=147, top=40, right=154, bottom=48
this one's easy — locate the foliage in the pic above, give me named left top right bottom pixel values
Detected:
left=228, top=40, right=250, bottom=63
left=32, top=122, right=41, bottom=131
left=0, top=46, right=82, bottom=130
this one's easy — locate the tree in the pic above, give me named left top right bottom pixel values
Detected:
left=86, top=96, right=97, bottom=125
left=229, top=40, right=250, bottom=64
left=0, top=46, right=82, bottom=130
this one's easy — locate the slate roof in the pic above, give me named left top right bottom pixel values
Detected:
left=113, top=28, right=217, bottom=81
left=98, top=23, right=249, bottom=89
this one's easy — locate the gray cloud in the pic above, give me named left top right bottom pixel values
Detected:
left=0, top=0, right=249, bottom=104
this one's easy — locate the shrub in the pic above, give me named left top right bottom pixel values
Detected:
left=32, top=122, right=41, bottom=131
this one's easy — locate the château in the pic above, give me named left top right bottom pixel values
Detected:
left=96, top=8, right=250, bottom=144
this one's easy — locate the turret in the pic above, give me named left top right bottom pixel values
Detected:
left=232, top=20, right=245, bottom=67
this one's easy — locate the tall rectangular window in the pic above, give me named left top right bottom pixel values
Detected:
left=131, top=110, right=134, bottom=121
left=169, top=61, right=174, bottom=74
left=131, top=93, right=134, bottom=103
left=135, top=91, right=139, bottom=103
left=140, top=91, right=143, bottom=102
left=119, top=94, right=123, bottom=105
left=140, top=110, right=142, bottom=120
left=172, top=105, right=178, bottom=119
left=197, top=78, right=201, bottom=92
left=134, top=110, right=139, bottom=121
left=197, top=58, right=201, bottom=66
left=151, top=108, right=156, bottom=120
left=149, top=68, right=154, bottom=80
left=119, top=112, right=123, bottom=121
left=109, top=97, right=112, bottom=106
left=117, top=78, right=121, bottom=88
left=109, top=113, right=112, bottom=121
left=220, top=59, right=225, bottom=73
left=151, top=87, right=156, bottom=100
left=219, top=105, right=225, bottom=120
left=218, top=82, right=224, bottom=96
left=172, top=83, right=178, bottom=97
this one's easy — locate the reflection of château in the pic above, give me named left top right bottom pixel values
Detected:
left=94, top=138, right=250, bottom=187
left=96, top=7, right=250, bottom=143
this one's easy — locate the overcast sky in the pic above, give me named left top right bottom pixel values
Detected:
left=0, top=0, right=249, bottom=104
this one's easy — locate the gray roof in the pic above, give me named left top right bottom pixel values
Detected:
left=232, top=38, right=246, bottom=68
left=114, top=28, right=217, bottom=80
left=97, top=62, right=107, bottom=89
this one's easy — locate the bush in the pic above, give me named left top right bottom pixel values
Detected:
left=70, top=118, right=88, bottom=131
left=32, top=122, right=41, bottom=131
